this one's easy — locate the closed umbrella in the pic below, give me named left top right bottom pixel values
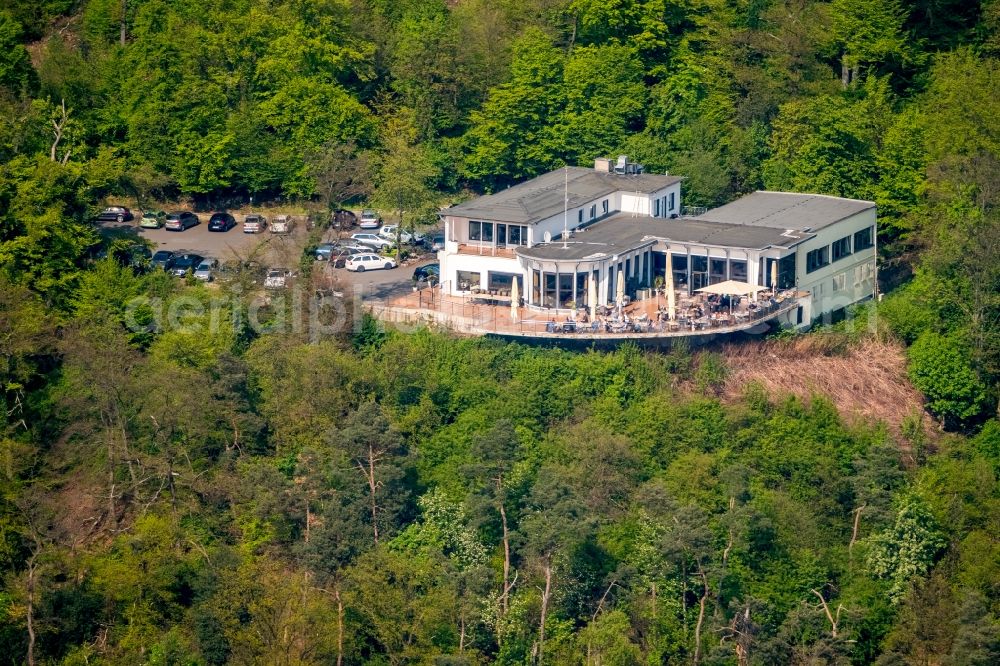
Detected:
left=771, top=260, right=779, bottom=296
left=588, top=274, right=597, bottom=320
left=665, top=251, right=675, bottom=321
left=616, top=269, right=625, bottom=315
left=510, top=276, right=520, bottom=321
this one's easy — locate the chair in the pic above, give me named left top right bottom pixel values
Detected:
left=545, top=321, right=556, bottom=333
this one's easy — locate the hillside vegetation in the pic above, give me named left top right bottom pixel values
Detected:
left=0, top=0, right=998, bottom=664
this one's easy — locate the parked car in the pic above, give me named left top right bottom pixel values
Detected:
left=314, top=243, right=362, bottom=265
left=263, top=268, right=288, bottom=289
left=350, top=232, right=393, bottom=250
left=331, top=209, right=357, bottom=229
left=96, top=206, right=133, bottom=223
left=270, top=214, right=294, bottom=234
left=208, top=212, right=237, bottom=232
left=139, top=210, right=166, bottom=228
left=412, top=263, right=440, bottom=285
left=346, top=254, right=396, bottom=272
left=165, top=211, right=200, bottom=231
left=378, top=225, right=422, bottom=244
left=194, top=257, right=218, bottom=281
left=151, top=250, right=176, bottom=270
left=243, top=214, right=267, bottom=233
left=424, top=232, right=445, bottom=252
left=336, top=241, right=374, bottom=254
left=168, top=253, right=204, bottom=277
left=359, top=208, right=381, bottom=229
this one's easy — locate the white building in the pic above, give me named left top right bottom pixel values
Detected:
left=438, top=158, right=876, bottom=329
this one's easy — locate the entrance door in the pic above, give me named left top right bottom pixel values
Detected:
left=496, top=224, right=507, bottom=248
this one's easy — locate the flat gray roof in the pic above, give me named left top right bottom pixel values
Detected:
left=516, top=214, right=810, bottom=262
left=693, top=191, right=875, bottom=231
left=447, top=167, right=681, bottom=225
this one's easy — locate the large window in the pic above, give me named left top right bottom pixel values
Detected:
left=709, top=258, right=727, bottom=284
left=457, top=270, right=480, bottom=291
left=508, top=225, right=527, bottom=246
left=671, top=254, right=688, bottom=286
left=730, top=260, right=747, bottom=282
left=488, top=272, right=522, bottom=293
left=544, top=273, right=557, bottom=308
left=602, top=199, right=609, bottom=215
left=832, top=236, right=852, bottom=261
left=668, top=192, right=676, bottom=211
left=854, top=226, right=874, bottom=251
left=589, top=204, right=597, bottom=219
left=654, top=198, right=661, bottom=217
left=469, top=221, right=499, bottom=243
left=578, top=210, right=583, bottom=224
left=806, top=247, right=829, bottom=273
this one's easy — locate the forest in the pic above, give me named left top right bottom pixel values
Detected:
left=1, top=0, right=999, bottom=664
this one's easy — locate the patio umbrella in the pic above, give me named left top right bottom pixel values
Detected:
left=695, top=280, right=764, bottom=297
left=665, top=251, right=675, bottom=321
left=510, top=277, right=519, bottom=321
left=588, top=274, right=597, bottom=320
left=771, top=260, right=779, bottom=295
left=616, top=270, right=625, bottom=315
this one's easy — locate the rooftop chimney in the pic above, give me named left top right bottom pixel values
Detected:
left=594, top=157, right=612, bottom=172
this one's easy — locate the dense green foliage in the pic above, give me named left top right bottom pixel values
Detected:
left=1, top=0, right=999, bottom=663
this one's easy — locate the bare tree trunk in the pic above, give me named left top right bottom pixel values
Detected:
left=335, top=587, right=344, bottom=666
left=694, top=569, right=709, bottom=665
left=841, top=58, right=851, bottom=89
left=26, top=555, right=36, bottom=666
left=538, top=559, right=553, bottom=665
left=498, top=489, right=511, bottom=614
left=120, top=0, right=127, bottom=46
left=849, top=505, right=865, bottom=552
left=361, top=444, right=379, bottom=544
left=459, top=610, right=466, bottom=652
left=305, top=501, right=311, bottom=544
left=811, top=589, right=842, bottom=638
left=50, top=99, right=71, bottom=164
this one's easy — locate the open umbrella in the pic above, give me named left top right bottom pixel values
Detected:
left=510, top=276, right=519, bottom=321
left=616, top=269, right=625, bottom=316
left=695, top=280, right=765, bottom=296
left=588, top=273, right=597, bottom=320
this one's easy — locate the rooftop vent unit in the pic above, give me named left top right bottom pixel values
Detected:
left=596, top=155, right=644, bottom=175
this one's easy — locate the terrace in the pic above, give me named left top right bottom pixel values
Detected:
left=369, top=285, right=805, bottom=342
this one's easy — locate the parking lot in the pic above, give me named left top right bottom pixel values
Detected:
left=99, top=213, right=437, bottom=301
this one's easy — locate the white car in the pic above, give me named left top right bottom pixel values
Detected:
left=263, top=268, right=289, bottom=289
left=378, top=225, right=422, bottom=244
left=346, top=254, right=396, bottom=272
left=359, top=208, right=381, bottom=229
left=270, top=214, right=294, bottom=234
left=350, top=232, right=393, bottom=250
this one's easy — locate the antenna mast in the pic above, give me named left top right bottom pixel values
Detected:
left=563, top=166, right=569, bottom=249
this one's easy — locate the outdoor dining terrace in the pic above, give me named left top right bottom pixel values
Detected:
left=370, top=285, right=805, bottom=341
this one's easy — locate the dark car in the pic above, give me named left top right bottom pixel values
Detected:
left=207, top=212, right=236, bottom=232
left=331, top=209, right=357, bottom=229
left=96, top=206, right=134, bottom=223
left=151, top=250, right=176, bottom=270
left=423, top=233, right=445, bottom=252
left=169, top=253, right=204, bottom=277
left=165, top=211, right=200, bottom=231
left=412, top=263, right=440, bottom=285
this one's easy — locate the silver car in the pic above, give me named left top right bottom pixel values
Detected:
left=194, top=258, right=218, bottom=281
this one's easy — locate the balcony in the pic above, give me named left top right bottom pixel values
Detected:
left=456, top=243, right=518, bottom=258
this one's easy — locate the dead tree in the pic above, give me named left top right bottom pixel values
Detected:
left=50, top=99, right=72, bottom=165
